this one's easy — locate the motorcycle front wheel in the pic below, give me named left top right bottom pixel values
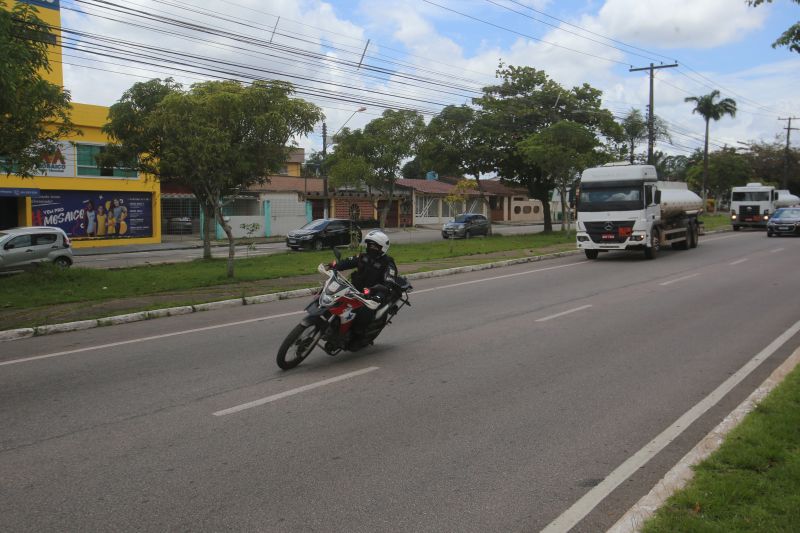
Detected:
left=276, top=322, right=321, bottom=370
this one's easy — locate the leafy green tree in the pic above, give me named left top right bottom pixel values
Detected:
left=654, top=152, right=690, bottom=182
left=748, top=0, right=800, bottom=53
left=472, top=64, right=622, bottom=232
left=302, top=150, right=325, bottom=178
left=743, top=140, right=800, bottom=192
left=328, top=109, right=424, bottom=228
left=684, top=90, right=737, bottom=205
left=1, top=0, right=78, bottom=177
left=620, top=108, right=671, bottom=164
left=686, top=147, right=754, bottom=211
left=103, top=79, right=322, bottom=277
left=518, top=120, right=603, bottom=231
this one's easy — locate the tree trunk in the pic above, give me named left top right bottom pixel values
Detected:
left=475, top=176, right=492, bottom=236
left=560, top=188, right=569, bottom=232
left=214, top=202, right=236, bottom=278
left=202, top=202, right=214, bottom=259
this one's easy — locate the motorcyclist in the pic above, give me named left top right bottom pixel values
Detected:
left=328, top=229, right=398, bottom=340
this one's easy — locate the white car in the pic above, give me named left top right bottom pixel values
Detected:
left=0, top=226, right=74, bottom=271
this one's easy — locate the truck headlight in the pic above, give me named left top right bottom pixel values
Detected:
left=731, top=214, right=737, bottom=220
left=577, top=236, right=589, bottom=242
left=629, top=234, right=645, bottom=241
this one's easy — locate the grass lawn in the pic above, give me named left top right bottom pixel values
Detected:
left=643, top=363, right=800, bottom=532
left=700, top=212, right=732, bottom=232
left=0, top=232, right=576, bottom=311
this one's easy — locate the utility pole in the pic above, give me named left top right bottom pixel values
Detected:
left=322, top=122, right=328, bottom=218
left=629, top=62, right=678, bottom=165
left=778, top=117, right=799, bottom=189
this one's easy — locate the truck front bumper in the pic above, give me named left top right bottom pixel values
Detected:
left=576, top=232, right=647, bottom=251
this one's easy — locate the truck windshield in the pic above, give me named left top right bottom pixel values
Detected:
left=578, top=186, right=643, bottom=212
left=732, top=191, right=770, bottom=201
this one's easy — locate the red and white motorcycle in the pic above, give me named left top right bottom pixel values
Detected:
left=276, top=249, right=412, bottom=370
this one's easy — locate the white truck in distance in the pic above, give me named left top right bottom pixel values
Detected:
left=576, top=164, right=703, bottom=260
left=730, top=182, right=800, bottom=231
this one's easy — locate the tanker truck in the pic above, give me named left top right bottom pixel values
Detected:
left=730, top=183, right=800, bottom=230
left=575, top=164, right=703, bottom=260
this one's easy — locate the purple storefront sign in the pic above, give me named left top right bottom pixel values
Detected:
left=32, top=190, right=153, bottom=240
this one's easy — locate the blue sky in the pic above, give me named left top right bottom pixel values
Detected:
left=60, top=0, right=800, bottom=159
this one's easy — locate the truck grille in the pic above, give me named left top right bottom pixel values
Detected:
left=738, top=205, right=763, bottom=222
left=583, top=221, right=635, bottom=243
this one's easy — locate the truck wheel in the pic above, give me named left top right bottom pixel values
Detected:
left=689, top=224, right=699, bottom=248
left=733, top=225, right=740, bottom=231
left=584, top=249, right=599, bottom=260
left=644, top=231, right=659, bottom=260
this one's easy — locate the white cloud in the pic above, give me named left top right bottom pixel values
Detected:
left=597, top=0, right=767, bottom=48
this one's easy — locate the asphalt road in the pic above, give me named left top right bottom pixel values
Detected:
left=2, top=231, right=798, bottom=532
left=72, top=223, right=549, bottom=269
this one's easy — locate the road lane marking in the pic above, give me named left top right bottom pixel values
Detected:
left=1, top=262, right=586, bottom=367
left=771, top=247, right=784, bottom=253
left=541, top=318, right=800, bottom=533
left=0, top=311, right=304, bottom=367
left=213, top=367, right=379, bottom=416
left=535, top=305, right=592, bottom=322
left=730, top=258, right=749, bottom=265
left=659, top=273, right=700, bottom=286
left=413, top=261, right=588, bottom=294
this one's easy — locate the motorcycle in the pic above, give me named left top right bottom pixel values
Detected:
left=276, top=248, right=413, bottom=370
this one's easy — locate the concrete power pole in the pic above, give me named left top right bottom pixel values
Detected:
left=629, top=63, right=678, bottom=165
left=778, top=117, right=799, bottom=190
left=322, top=122, right=328, bottom=218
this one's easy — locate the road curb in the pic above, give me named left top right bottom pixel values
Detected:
left=0, top=249, right=582, bottom=342
left=608, top=344, right=800, bottom=533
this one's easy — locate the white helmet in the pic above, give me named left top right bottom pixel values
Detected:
left=364, top=229, right=389, bottom=255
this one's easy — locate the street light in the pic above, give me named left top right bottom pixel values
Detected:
left=322, top=106, right=367, bottom=218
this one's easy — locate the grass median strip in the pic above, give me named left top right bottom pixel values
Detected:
left=642, top=364, right=800, bottom=532
left=0, top=232, right=575, bottom=325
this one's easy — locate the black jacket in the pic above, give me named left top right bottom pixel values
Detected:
left=334, top=252, right=397, bottom=292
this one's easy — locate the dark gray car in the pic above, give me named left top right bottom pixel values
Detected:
left=442, top=213, right=489, bottom=239
left=767, top=207, right=800, bottom=237
left=0, top=227, right=74, bottom=271
left=286, top=219, right=362, bottom=251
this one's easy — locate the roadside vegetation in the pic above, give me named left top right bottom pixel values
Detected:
left=643, top=363, right=800, bottom=532
left=700, top=212, right=732, bottom=232
left=0, top=232, right=576, bottom=312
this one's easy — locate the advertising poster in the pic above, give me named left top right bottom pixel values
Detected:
left=35, top=142, right=74, bottom=177
left=32, top=190, right=153, bottom=239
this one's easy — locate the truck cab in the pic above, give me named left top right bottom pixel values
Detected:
left=730, top=183, right=777, bottom=231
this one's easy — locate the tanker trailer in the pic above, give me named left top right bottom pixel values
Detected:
left=576, top=164, right=703, bottom=260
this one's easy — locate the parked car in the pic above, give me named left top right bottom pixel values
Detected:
left=766, top=207, right=800, bottom=237
left=286, top=219, right=362, bottom=251
left=0, top=226, right=73, bottom=271
left=165, top=216, right=195, bottom=235
left=442, top=213, right=489, bottom=239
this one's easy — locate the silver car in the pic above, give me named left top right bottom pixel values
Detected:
left=0, top=227, right=74, bottom=271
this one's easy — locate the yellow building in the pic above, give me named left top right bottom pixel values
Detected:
left=1, top=0, right=161, bottom=248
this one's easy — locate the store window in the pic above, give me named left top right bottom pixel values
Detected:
left=77, top=144, right=137, bottom=178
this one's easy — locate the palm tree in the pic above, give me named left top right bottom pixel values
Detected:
left=684, top=90, right=737, bottom=205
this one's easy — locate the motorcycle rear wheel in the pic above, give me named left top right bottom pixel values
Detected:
left=277, top=323, right=320, bottom=370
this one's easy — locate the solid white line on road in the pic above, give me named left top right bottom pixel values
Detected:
left=771, top=247, right=785, bottom=253
left=0, top=311, right=304, bottom=367
left=729, top=258, right=749, bottom=265
left=659, top=273, right=700, bottom=286
left=535, top=304, right=592, bottom=322
left=541, top=318, right=800, bottom=533
left=213, top=367, right=379, bottom=416
left=413, top=261, right=587, bottom=295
